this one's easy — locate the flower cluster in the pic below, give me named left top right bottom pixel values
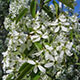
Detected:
left=2, top=0, right=80, bottom=80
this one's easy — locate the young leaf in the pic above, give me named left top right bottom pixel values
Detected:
left=58, top=0, right=74, bottom=9
left=16, top=8, right=28, bottom=23
left=53, top=0, right=59, bottom=18
left=30, top=0, right=37, bottom=18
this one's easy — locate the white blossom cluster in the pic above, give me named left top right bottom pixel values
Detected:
left=2, top=0, right=80, bottom=80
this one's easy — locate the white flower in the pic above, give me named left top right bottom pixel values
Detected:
left=2, top=51, right=8, bottom=57
left=44, top=63, right=53, bottom=68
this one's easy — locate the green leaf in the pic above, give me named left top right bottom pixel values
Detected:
left=75, top=63, right=80, bottom=66
left=58, top=0, right=74, bottom=9
left=42, top=5, right=53, bottom=20
left=44, top=0, right=51, bottom=4
left=30, top=71, right=40, bottom=80
left=6, top=74, right=13, bottom=80
left=53, top=0, right=59, bottom=18
left=30, top=0, right=37, bottom=18
left=23, top=44, right=36, bottom=57
left=70, top=30, right=73, bottom=41
left=16, top=8, right=28, bottom=23
left=15, top=64, right=34, bottom=80
left=32, top=74, right=40, bottom=80
left=34, top=42, right=43, bottom=51
left=19, top=62, right=29, bottom=72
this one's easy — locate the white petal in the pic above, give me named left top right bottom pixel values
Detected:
left=59, top=18, right=66, bottom=22
left=63, top=22, right=70, bottom=26
left=42, top=35, right=48, bottom=39
left=66, top=42, right=73, bottom=50
left=6, top=70, right=13, bottom=73
left=44, top=63, right=53, bottom=68
left=33, top=37, right=40, bottom=42
left=27, top=60, right=36, bottom=65
left=13, top=30, right=19, bottom=36
left=60, top=51, right=64, bottom=59
left=45, top=45, right=53, bottom=51
left=31, top=35, right=40, bottom=40
left=2, top=51, right=8, bottom=57
left=61, top=26, right=68, bottom=32
left=45, top=51, right=50, bottom=60
left=53, top=50, right=58, bottom=56
left=49, top=54, right=54, bottom=61
left=51, top=22, right=58, bottom=26
left=56, top=46, right=62, bottom=51
left=33, top=66, right=38, bottom=73
left=36, top=30, right=42, bottom=35
left=56, top=71, right=61, bottom=78
left=45, top=51, right=54, bottom=61
left=65, top=50, right=73, bottom=56
left=19, top=39, right=24, bottom=44
left=60, top=14, right=65, bottom=18
left=54, top=27, right=60, bottom=33
left=41, top=25, right=46, bottom=31
left=33, top=23, right=40, bottom=30
left=33, top=50, right=43, bottom=56
left=38, top=65, right=46, bottom=73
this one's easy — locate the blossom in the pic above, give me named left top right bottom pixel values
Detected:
left=27, top=59, right=46, bottom=73
left=2, top=0, right=79, bottom=79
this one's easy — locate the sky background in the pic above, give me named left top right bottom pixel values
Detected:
left=49, top=0, right=80, bottom=17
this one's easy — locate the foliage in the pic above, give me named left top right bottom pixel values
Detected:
left=2, top=0, right=80, bottom=80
